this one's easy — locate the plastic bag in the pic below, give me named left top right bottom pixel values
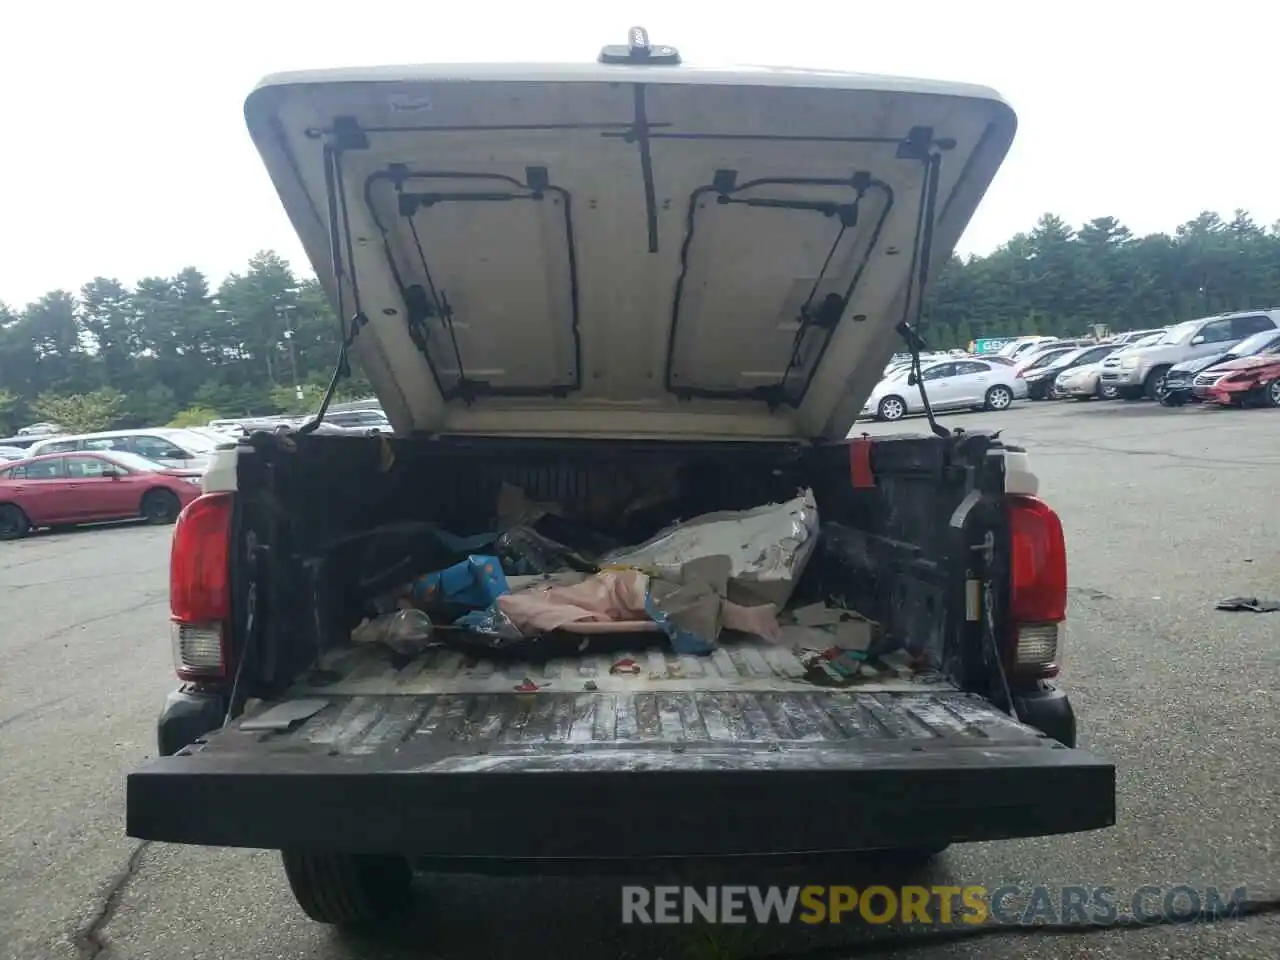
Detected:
left=453, top=605, right=527, bottom=644
left=351, top=609, right=435, bottom=656
left=494, top=526, right=597, bottom=576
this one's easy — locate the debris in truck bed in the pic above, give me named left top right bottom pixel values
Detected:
left=352, top=490, right=815, bottom=657
left=644, top=560, right=781, bottom=653
left=496, top=482, right=562, bottom=528
left=410, top=555, right=509, bottom=608
left=489, top=567, right=778, bottom=654
left=494, top=483, right=621, bottom=566
left=1215, top=595, right=1280, bottom=612
left=496, top=569, right=651, bottom=634
left=350, top=608, right=435, bottom=656
left=600, top=489, right=820, bottom=609
left=493, top=524, right=598, bottom=575
left=795, top=645, right=919, bottom=688
left=239, top=698, right=330, bottom=732
left=879, top=649, right=919, bottom=678
left=506, top=572, right=591, bottom=592
left=427, top=526, right=502, bottom=555
left=451, top=604, right=525, bottom=642
left=778, top=602, right=878, bottom=652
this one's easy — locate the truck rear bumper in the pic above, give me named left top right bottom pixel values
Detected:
left=132, top=689, right=1114, bottom=859
left=157, top=687, right=228, bottom=757
left=1014, top=684, right=1076, bottom=748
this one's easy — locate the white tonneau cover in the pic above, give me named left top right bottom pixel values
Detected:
left=245, top=59, right=1015, bottom=440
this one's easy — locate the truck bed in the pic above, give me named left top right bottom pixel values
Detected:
left=128, top=639, right=1115, bottom=859
left=205, top=639, right=1044, bottom=766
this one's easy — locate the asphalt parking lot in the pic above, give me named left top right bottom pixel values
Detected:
left=1, top=399, right=1277, bottom=960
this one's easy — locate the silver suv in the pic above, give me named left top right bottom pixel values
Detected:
left=1099, top=311, right=1280, bottom=400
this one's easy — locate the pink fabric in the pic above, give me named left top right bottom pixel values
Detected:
left=722, top=601, right=782, bottom=641
left=496, top=568, right=783, bottom=643
left=497, top=570, right=651, bottom=634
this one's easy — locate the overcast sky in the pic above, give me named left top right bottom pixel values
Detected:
left=1, top=1, right=1266, bottom=307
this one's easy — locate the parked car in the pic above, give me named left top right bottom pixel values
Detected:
left=1056, top=340, right=1154, bottom=399
left=1052, top=361, right=1110, bottom=400
left=861, top=358, right=1025, bottom=421
left=1099, top=311, right=1279, bottom=400
left=185, top=426, right=241, bottom=444
left=1093, top=331, right=1168, bottom=397
left=0, top=450, right=202, bottom=540
left=1011, top=344, right=1085, bottom=381
left=1159, top=329, right=1280, bottom=406
left=1024, top=343, right=1119, bottom=400
left=324, top=409, right=392, bottom=432
left=0, top=446, right=27, bottom=462
left=1105, top=328, right=1165, bottom=347
left=207, top=419, right=255, bottom=434
left=210, top=417, right=299, bottom=436
left=864, top=357, right=1026, bottom=421
left=1191, top=339, right=1280, bottom=407
left=16, top=422, right=62, bottom=437
left=997, top=335, right=1060, bottom=361
left=28, top=427, right=221, bottom=472
left=124, top=48, right=1113, bottom=931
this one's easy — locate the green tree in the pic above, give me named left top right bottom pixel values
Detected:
left=271, top=383, right=327, bottom=415
left=0, top=388, right=18, bottom=435
left=1, top=215, right=1278, bottom=425
left=168, top=405, right=221, bottom=428
left=30, top=389, right=126, bottom=433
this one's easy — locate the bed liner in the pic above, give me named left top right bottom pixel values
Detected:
left=127, top=638, right=1114, bottom=858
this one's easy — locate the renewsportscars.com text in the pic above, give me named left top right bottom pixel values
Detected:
left=621, top=884, right=1250, bottom=926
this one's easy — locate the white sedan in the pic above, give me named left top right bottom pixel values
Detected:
left=860, top=357, right=1027, bottom=422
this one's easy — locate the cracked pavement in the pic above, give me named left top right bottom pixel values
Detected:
left=1, top=400, right=1277, bottom=960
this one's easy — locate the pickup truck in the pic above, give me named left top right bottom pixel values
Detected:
left=126, top=35, right=1115, bottom=929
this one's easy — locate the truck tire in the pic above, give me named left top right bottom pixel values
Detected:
left=280, top=850, right=413, bottom=927
left=1144, top=365, right=1171, bottom=401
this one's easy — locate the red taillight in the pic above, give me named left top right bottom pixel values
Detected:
left=170, top=492, right=234, bottom=682
left=1006, top=494, right=1067, bottom=679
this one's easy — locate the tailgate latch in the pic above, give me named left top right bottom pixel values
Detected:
left=599, top=27, right=682, bottom=64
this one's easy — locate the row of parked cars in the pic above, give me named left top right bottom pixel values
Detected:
left=860, top=310, right=1280, bottom=421
left=0, top=405, right=392, bottom=540
left=206, top=406, right=391, bottom=436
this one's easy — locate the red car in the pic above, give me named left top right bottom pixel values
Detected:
left=1193, top=352, right=1280, bottom=407
left=0, top=450, right=202, bottom=540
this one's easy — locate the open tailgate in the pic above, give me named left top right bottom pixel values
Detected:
left=128, top=681, right=1114, bottom=858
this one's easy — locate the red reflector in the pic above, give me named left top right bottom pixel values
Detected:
left=849, top=438, right=875, bottom=489
left=170, top=494, right=234, bottom=683
left=1007, top=495, right=1067, bottom=623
